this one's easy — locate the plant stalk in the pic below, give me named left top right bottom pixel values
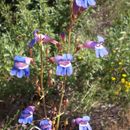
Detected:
left=56, top=81, right=65, bottom=130
left=40, top=44, right=47, bottom=118
left=68, top=0, right=73, bottom=53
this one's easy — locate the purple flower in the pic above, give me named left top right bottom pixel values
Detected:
left=39, top=119, right=52, bottom=130
left=29, top=30, right=61, bottom=50
left=72, top=116, right=92, bottom=130
left=75, top=0, right=96, bottom=9
left=60, top=32, right=66, bottom=41
left=55, top=54, right=73, bottom=76
left=83, top=36, right=108, bottom=58
left=18, top=106, right=35, bottom=125
left=83, top=41, right=97, bottom=49
left=10, top=56, right=32, bottom=78
left=95, top=44, right=108, bottom=58
left=97, top=35, right=105, bottom=43
left=95, top=35, right=108, bottom=58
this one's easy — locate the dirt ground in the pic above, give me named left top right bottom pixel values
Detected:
left=1, top=101, right=130, bottom=130
left=90, top=104, right=130, bottom=130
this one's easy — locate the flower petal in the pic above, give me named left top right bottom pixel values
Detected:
left=66, top=65, right=73, bottom=76
left=56, top=66, right=63, bottom=76
left=97, top=35, right=105, bottom=43
left=95, top=48, right=100, bottom=58
left=10, top=67, right=17, bottom=76
left=83, top=41, right=97, bottom=49
left=87, top=0, right=96, bottom=6
left=24, top=67, right=30, bottom=77
left=17, top=69, right=25, bottom=78
left=28, top=38, right=36, bottom=48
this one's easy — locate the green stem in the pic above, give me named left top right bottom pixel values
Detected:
left=56, top=81, right=65, bottom=130
left=68, top=0, right=73, bottom=53
left=40, top=44, right=47, bottom=118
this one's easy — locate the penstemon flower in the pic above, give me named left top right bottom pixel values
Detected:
left=49, top=54, right=73, bottom=76
left=55, top=54, right=73, bottom=76
left=39, top=119, right=52, bottom=130
left=77, top=35, right=108, bottom=58
left=29, top=29, right=61, bottom=50
left=72, top=116, right=92, bottom=130
left=10, top=56, right=32, bottom=78
left=18, top=106, right=35, bottom=125
left=72, top=0, right=96, bottom=19
left=75, top=0, right=96, bottom=9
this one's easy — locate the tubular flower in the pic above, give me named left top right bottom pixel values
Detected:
left=75, top=0, right=96, bottom=9
left=10, top=56, right=32, bottom=78
left=29, top=29, right=61, bottom=50
left=73, top=0, right=96, bottom=17
left=55, top=54, right=73, bottom=76
left=60, top=32, right=66, bottom=41
left=39, top=119, right=52, bottom=130
left=18, top=106, right=35, bottom=125
left=72, top=116, right=92, bottom=130
left=81, top=35, right=108, bottom=58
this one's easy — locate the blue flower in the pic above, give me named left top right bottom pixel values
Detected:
left=72, top=116, right=92, bottom=130
left=18, top=106, right=35, bottom=125
left=83, top=41, right=97, bottom=49
left=82, top=36, right=108, bottom=58
left=97, top=35, right=105, bottom=43
left=28, top=29, right=45, bottom=48
left=39, top=119, right=52, bottom=130
left=75, top=0, right=96, bottom=9
left=95, top=35, right=108, bottom=58
left=95, top=44, right=108, bottom=58
left=55, top=54, right=73, bottom=76
left=28, top=30, right=62, bottom=50
left=10, top=56, right=32, bottom=78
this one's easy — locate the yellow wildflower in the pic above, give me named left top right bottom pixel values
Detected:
left=125, top=81, right=129, bottom=85
left=111, top=77, right=116, bottom=81
left=114, top=91, right=119, bottom=95
left=121, top=78, right=125, bottom=83
left=122, top=74, right=127, bottom=78
left=125, top=88, right=129, bottom=93
left=119, top=62, right=122, bottom=65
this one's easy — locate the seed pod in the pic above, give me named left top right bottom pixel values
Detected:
left=64, top=119, right=68, bottom=126
left=63, top=96, right=69, bottom=106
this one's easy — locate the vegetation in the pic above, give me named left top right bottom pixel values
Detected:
left=0, top=0, right=130, bottom=129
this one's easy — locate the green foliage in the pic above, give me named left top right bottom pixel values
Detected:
left=0, top=0, right=130, bottom=128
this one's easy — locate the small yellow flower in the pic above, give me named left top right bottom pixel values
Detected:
left=113, top=50, right=116, bottom=53
left=111, top=77, right=116, bottom=81
left=127, top=84, right=130, bottom=89
left=114, top=91, right=119, bottom=95
left=125, top=84, right=129, bottom=89
left=125, top=88, right=129, bottom=93
left=119, top=62, right=122, bottom=65
left=125, top=81, right=129, bottom=85
left=121, top=78, right=125, bottom=83
left=122, top=74, right=127, bottom=78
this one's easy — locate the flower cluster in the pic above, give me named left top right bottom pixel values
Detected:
left=18, top=106, right=92, bottom=130
left=112, top=73, right=130, bottom=95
